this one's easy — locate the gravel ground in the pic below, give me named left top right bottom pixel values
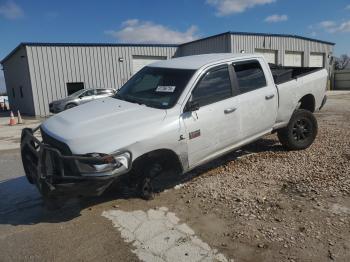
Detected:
left=0, top=93, right=349, bottom=262
left=170, top=95, right=350, bottom=262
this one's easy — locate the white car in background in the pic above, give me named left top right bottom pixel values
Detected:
left=49, top=88, right=116, bottom=113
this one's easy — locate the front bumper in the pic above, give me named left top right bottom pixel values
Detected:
left=20, top=127, right=131, bottom=199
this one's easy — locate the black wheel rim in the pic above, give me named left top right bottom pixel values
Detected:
left=292, top=118, right=311, bottom=141
left=141, top=178, right=153, bottom=196
left=140, top=163, right=162, bottom=197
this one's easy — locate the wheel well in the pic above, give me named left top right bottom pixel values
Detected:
left=132, top=149, right=183, bottom=173
left=65, top=102, right=77, bottom=108
left=298, top=94, right=315, bottom=112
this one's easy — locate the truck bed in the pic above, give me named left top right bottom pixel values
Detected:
left=269, top=64, right=323, bottom=85
left=273, top=66, right=328, bottom=128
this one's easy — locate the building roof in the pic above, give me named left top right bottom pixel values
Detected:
left=149, top=53, right=263, bottom=70
left=178, top=31, right=336, bottom=47
left=0, top=42, right=179, bottom=64
left=1, top=31, right=335, bottom=64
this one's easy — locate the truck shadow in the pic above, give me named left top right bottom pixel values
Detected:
left=0, top=137, right=284, bottom=226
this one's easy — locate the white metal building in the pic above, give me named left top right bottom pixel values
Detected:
left=1, top=31, right=334, bottom=116
left=177, top=32, right=334, bottom=69
left=1, top=43, right=177, bottom=116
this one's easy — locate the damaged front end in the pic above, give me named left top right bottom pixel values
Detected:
left=20, top=126, right=131, bottom=201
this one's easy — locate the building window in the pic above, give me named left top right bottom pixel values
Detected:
left=20, top=86, right=24, bottom=98
left=66, top=82, right=84, bottom=95
left=12, top=88, right=15, bottom=98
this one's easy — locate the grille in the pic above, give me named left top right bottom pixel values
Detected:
left=40, top=128, right=79, bottom=177
left=41, top=129, right=72, bottom=155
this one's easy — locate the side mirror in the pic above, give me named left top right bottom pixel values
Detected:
left=78, top=95, right=83, bottom=99
left=185, top=101, right=200, bottom=112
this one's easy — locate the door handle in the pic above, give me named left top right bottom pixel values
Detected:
left=265, top=94, right=275, bottom=100
left=224, top=107, right=237, bottom=114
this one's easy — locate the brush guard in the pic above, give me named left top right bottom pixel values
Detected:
left=20, top=127, right=130, bottom=199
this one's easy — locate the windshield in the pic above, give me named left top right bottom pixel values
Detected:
left=68, top=89, right=86, bottom=97
left=114, top=67, right=195, bottom=109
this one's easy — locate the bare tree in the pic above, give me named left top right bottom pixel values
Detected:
left=334, top=54, right=350, bottom=70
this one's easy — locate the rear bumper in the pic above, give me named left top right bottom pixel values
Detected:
left=20, top=127, right=131, bottom=199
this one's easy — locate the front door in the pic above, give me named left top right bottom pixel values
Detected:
left=181, top=65, right=240, bottom=168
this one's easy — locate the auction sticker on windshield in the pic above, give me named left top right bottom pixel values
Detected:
left=156, top=86, right=176, bottom=92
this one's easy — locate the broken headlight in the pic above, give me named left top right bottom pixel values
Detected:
left=77, top=152, right=131, bottom=176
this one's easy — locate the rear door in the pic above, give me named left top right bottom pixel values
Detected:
left=232, top=59, right=278, bottom=140
left=182, top=65, right=240, bottom=167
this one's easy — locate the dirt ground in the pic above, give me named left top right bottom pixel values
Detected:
left=0, top=92, right=349, bottom=262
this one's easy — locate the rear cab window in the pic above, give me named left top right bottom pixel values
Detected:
left=232, top=60, right=267, bottom=94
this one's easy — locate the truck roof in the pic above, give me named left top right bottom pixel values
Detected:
left=149, top=53, right=263, bottom=70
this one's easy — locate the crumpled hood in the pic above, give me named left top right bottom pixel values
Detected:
left=41, top=97, right=167, bottom=154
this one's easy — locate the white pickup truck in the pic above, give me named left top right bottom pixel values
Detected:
left=21, top=53, right=327, bottom=204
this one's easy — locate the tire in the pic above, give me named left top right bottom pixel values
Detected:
left=65, top=103, right=77, bottom=110
left=43, top=196, right=65, bottom=210
left=132, top=160, right=163, bottom=200
left=277, top=109, right=318, bottom=150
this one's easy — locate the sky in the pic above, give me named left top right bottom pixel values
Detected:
left=1, top=0, right=350, bottom=92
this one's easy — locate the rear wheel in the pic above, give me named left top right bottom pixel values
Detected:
left=277, top=109, right=318, bottom=150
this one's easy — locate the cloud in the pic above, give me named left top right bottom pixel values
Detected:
left=318, top=20, right=350, bottom=33
left=0, top=1, right=23, bottom=20
left=346, top=5, right=350, bottom=10
left=264, top=14, right=288, bottom=23
left=207, top=0, right=276, bottom=16
left=105, top=19, right=199, bottom=44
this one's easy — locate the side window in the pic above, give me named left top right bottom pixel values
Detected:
left=191, top=66, right=232, bottom=107
left=233, top=60, right=267, bottom=93
left=83, top=90, right=95, bottom=97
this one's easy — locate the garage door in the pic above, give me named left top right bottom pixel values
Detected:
left=255, top=49, right=277, bottom=64
left=309, top=53, right=324, bottom=67
left=284, top=51, right=303, bottom=67
left=132, top=56, right=167, bottom=74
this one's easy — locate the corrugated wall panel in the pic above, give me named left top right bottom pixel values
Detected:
left=230, top=34, right=333, bottom=69
left=26, top=46, right=42, bottom=115
left=176, top=34, right=231, bottom=57
left=24, top=45, right=176, bottom=115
